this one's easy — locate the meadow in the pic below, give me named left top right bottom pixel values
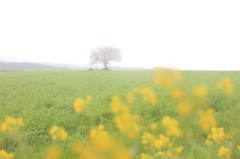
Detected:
left=0, top=70, right=240, bottom=159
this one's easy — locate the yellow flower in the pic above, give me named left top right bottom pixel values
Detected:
left=17, top=118, right=24, bottom=126
left=217, top=77, right=233, bottom=95
left=218, top=146, right=232, bottom=159
left=157, top=151, right=165, bottom=156
left=111, top=96, right=129, bottom=114
left=86, top=96, right=92, bottom=104
left=0, top=149, right=14, bottom=159
left=165, top=150, right=174, bottom=158
left=141, top=153, right=153, bottom=159
left=73, top=98, right=86, bottom=113
left=170, top=88, right=185, bottom=99
left=73, top=129, right=132, bottom=159
left=154, top=68, right=181, bottom=88
left=126, top=92, right=134, bottom=103
left=237, top=146, right=240, bottom=150
left=165, top=146, right=184, bottom=158
left=90, top=124, right=108, bottom=139
left=207, top=127, right=230, bottom=144
left=45, top=146, right=62, bottom=159
left=178, top=101, right=192, bottom=116
left=175, top=146, right=184, bottom=153
left=114, top=113, right=140, bottom=139
left=198, top=109, right=217, bottom=131
left=138, top=87, right=157, bottom=105
left=141, top=132, right=155, bottom=146
left=49, top=126, right=68, bottom=141
left=205, top=139, right=212, bottom=146
left=153, top=139, right=164, bottom=149
left=0, top=117, right=24, bottom=132
left=161, top=116, right=182, bottom=137
left=193, top=86, right=208, bottom=98
left=150, top=123, right=157, bottom=130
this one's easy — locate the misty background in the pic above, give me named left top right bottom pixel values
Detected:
left=0, top=0, right=240, bottom=71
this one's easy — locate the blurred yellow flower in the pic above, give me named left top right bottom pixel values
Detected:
left=73, top=128, right=132, bottom=159
left=0, top=149, right=14, bottom=159
left=193, top=86, right=208, bottom=98
left=162, top=116, right=182, bottom=137
left=198, top=109, right=217, bottom=131
left=150, top=123, right=157, bottom=130
left=73, top=98, right=86, bottom=113
left=205, top=139, right=212, bottom=146
left=0, top=117, right=24, bottom=132
left=49, top=126, right=68, bottom=141
left=154, top=68, right=181, bottom=88
left=237, top=146, right=240, bottom=150
left=90, top=124, right=108, bottom=139
left=86, top=96, right=92, bottom=104
left=170, top=88, right=185, bottom=100
left=110, top=95, right=129, bottom=114
left=45, top=146, right=62, bottom=159
left=138, top=87, right=156, bottom=105
left=218, top=146, right=232, bottom=159
left=157, top=151, right=165, bottom=156
left=175, top=146, right=184, bottom=153
left=207, top=127, right=231, bottom=144
left=178, top=101, right=192, bottom=116
left=126, top=92, right=134, bottom=103
left=115, top=113, right=140, bottom=139
left=217, top=77, right=233, bottom=95
left=141, top=153, right=153, bottom=159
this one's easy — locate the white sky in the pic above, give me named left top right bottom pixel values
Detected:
left=0, top=0, right=240, bottom=70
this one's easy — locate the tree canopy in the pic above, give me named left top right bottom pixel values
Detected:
left=89, top=46, right=122, bottom=69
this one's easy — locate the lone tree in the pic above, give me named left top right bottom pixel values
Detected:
left=89, top=45, right=122, bottom=69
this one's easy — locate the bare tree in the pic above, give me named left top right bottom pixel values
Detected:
left=89, top=46, right=122, bottom=69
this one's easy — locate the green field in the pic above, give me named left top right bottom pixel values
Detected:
left=0, top=70, right=240, bottom=159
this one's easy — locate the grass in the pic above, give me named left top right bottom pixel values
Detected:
left=0, top=70, right=240, bottom=159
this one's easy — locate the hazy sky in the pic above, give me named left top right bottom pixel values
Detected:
left=0, top=0, right=240, bottom=70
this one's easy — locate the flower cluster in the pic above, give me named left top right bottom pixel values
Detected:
left=140, top=116, right=184, bottom=158
left=154, top=68, right=181, bottom=88
left=161, top=116, right=183, bottom=137
left=111, top=95, right=129, bottom=114
left=198, top=108, right=217, bottom=131
left=0, top=150, right=14, bottom=159
left=111, top=95, right=141, bottom=139
left=73, top=96, right=91, bottom=113
left=0, top=117, right=23, bottom=132
left=72, top=124, right=132, bottom=159
left=207, top=127, right=231, bottom=144
left=141, top=132, right=170, bottom=150
left=133, top=87, right=157, bottom=105
left=49, top=126, right=68, bottom=141
left=193, top=86, right=208, bottom=98
left=217, top=77, right=233, bottom=95
left=218, top=146, right=232, bottom=159
left=45, top=146, right=62, bottom=159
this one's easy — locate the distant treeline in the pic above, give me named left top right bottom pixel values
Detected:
left=0, top=62, right=70, bottom=71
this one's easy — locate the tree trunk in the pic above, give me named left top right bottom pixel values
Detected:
left=104, top=63, right=108, bottom=69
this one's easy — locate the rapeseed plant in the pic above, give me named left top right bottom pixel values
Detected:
left=0, top=117, right=23, bottom=132
left=217, top=77, right=233, bottom=95
left=218, top=146, right=232, bottom=159
left=73, top=98, right=87, bottom=113
left=126, top=92, right=134, bottom=103
left=45, top=146, right=62, bottom=159
left=0, top=149, right=13, bottom=159
left=198, top=108, right=217, bottom=131
left=49, top=126, right=68, bottom=141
